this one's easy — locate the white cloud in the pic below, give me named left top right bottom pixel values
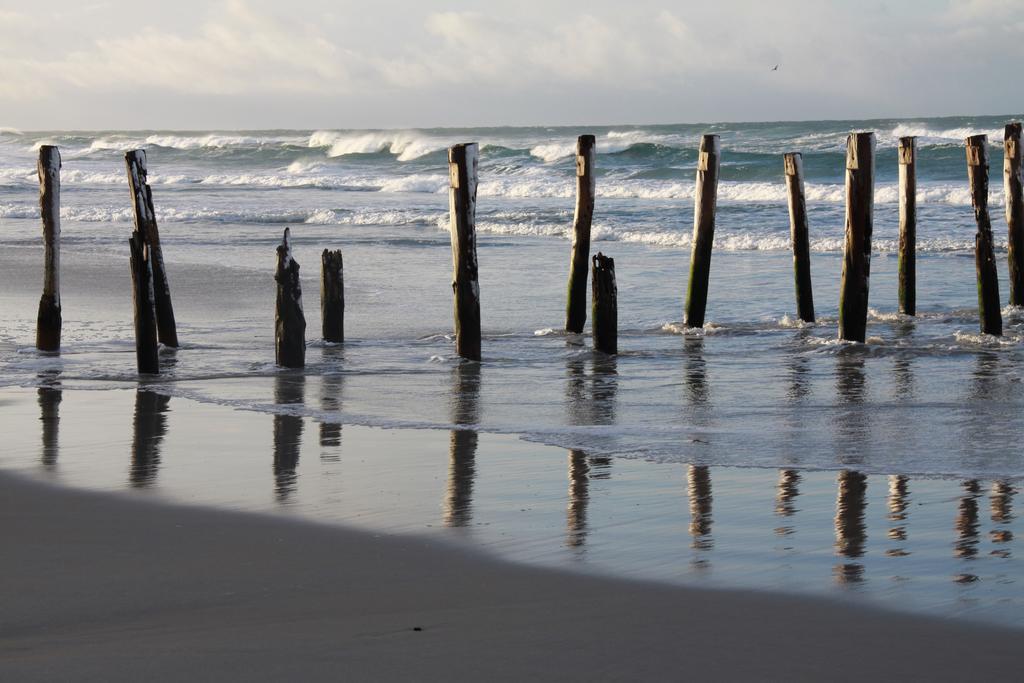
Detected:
left=0, top=0, right=1020, bottom=127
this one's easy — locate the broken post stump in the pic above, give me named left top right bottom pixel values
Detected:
left=783, top=152, right=815, bottom=323
left=128, top=231, right=159, bottom=375
left=125, top=150, right=178, bottom=348
left=591, top=253, right=617, bottom=355
left=966, top=135, right=1003, bottom=336
left=275, top=228, right=306, bottom=367
left=838, top=132, right=876, bottom=343
left=1005, top=123, right=1024, bottom=306
left=448, top=143, right=481, bottom=361
left=898, top=136, right=917, bottom=316
left=321, top=249, right=344, bottom=343
left=36, top=145, right=61, bottom=351
left=684, top=134, right=720, bottom=329
left=565, top=134, right=596, bottom=334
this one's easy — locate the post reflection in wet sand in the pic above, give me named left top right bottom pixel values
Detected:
left=683, top=337, right=709, bottom=408
left=886, top=475, right=910, bottom=557
left=834, top=469, right=868, bottom=584
left=834, top=352, right=868, bottom=466
left=37, top=381, right=62, bottom=471
left=891, top=321, right=916, bottom=400
left=319, top=369, right=343, bottom=459
left=272, top=373, right=305, bottom=503
left=567, top=450, right=590, bottom=549
left=774, top=469, right=801, bottom=536
left=130, top=389, right=171, bottom=487
left=445, top=362, right=480, bottom=528
left=785, top=331, right=812, bottom=403
left=954, top=480, right=981, bottom=567
left=687, top=465, right=713, bottom=554
left=990, top=481, right=1015, bottom=557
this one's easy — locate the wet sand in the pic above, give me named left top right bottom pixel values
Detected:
left=0, top=468, right=1021, bottom=681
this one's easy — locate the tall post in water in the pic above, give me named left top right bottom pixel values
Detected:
left=448, top=143, right=481, bottom=361
left=125, top=150, right=178, bottom=348
left=565, top=134, right=596, bottom=334
left=684, top=135, right=721, bottom=329
left=898, top=137, right=917, bottom=316
left=966, top=135, right=1002, bottom=336
left=128, top=232, right=160, bottom=375
left=275, top=228, right=306, bottom=367
left=321, top=249, right=344, bottom=343
left=591, top=253, right=617, bottom=355
left=783, top=152, right=815, bottom=323
left=36, top=146, right=62, bottom=351
left=1004, top=123, right=1024, bottom=306
left=838, top=132, right=875, bottom=343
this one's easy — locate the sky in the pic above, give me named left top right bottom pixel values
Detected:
left=0, top=0, right=1021, bottom=130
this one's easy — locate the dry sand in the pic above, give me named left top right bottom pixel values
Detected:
left=0, top=470, right=1019, bottom=682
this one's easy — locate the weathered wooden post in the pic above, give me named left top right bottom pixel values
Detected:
left=125, top=150, right=178, bottom=348
left=591, top=253, right=617, bottom=354
left=565, top=134, right=596, bottom=333
left=36, top=146, right=61, bottom=351
left=684, top=134, right=721, bottom=328
left=783, top=152, right=815, bottom=323
left=321, top=249, right=344, bottom=343
left=898, top=136, right=917, bottom=316
left=838, top=132, right=875, bottom=342
left=275, top=228, right=306, bottom=367
left=448, top=143, right=481, bottom=360
left=1004, top=123, right=1024, bottom=306
left=128, top=232, right=160, bottom=375
left=966, top=135, right=1003, bottom=336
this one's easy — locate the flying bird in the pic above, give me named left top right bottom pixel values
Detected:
left=770, top=64, right=779, bottom=71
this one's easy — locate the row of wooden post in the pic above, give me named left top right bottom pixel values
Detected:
left=29, top=123, right=1024, bottom=373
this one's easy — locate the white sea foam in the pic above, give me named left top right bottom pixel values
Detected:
left=888, top=123, right=1004, bottom=147
left=308, top=130, right=444, bottom=161
left=529, top=129, right=680, bottom=162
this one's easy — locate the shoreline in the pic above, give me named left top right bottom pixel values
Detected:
left=1, top=468, right=1021, bottom=681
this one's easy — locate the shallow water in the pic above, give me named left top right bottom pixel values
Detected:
left=0, top=386, right=1019, bottom=627
left=3, top=118, right=1024, bottom=624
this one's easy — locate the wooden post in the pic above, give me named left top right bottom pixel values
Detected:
left=321, top=249, right=344, bottom=343
left=275, top=228, right=306, bottom=368
left=838, top=132, right=876, bottom=343
left=448, top=143, right=481, bottom=360
left=898, top=137, right=917, bottom=316
left=783, top=152, right=815, bottom=323
left=128, top=231, right=160, bottom=375
left=125, top=150, right=178, bottom=348
left=591, top=253, right=617, bottom=354
left=36, top=146, right=61, bottom=351
left=1004, top=123, right=1024, bottom=306
left=565, top=134, right=596, bottom=333
left=684, top=134, right=720, bottom=328
left=966, top=135, right=1003, bottom=336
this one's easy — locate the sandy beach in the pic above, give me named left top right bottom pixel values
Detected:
left=1, top=468, right=1020, bottom=682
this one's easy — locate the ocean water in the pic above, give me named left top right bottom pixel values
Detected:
left=2, top=116, right=1024, bottom=481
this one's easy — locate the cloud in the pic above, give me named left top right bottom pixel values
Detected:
left=0, top=0, right=1021, bottom=127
